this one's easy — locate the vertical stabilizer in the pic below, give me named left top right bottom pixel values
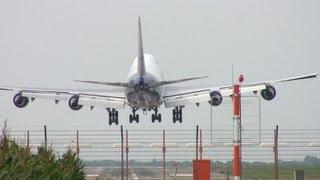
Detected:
left=137, top=17, right=146, bottom=76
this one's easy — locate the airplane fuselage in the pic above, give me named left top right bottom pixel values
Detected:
left=125, top=54, right=164, bottom=109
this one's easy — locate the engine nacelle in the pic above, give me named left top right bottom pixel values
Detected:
left=261, top=85, right=276, bottom=101
left=68, top=95, right=83, bottom=110
left=13, top=93, right=29, bottom=108
left=209, top=91, right=223, bottom=106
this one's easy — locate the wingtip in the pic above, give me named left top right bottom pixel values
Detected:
left=199, top=75, right=209, bottom=79
left=310, top=73, right=319, bottom=78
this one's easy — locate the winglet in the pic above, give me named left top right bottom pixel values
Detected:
left=137, top=17, right=146, bottom=76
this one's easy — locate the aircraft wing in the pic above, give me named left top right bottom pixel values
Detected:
left=0, top=86, right=127, bottom=109
left=163, top=73, right=318, bottom=108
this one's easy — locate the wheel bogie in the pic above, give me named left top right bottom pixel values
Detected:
left=172, top=106, right=183, bottom=123
left=108, top=109, right=119, bottom=125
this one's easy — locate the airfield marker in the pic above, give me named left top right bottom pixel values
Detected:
left=233, top=76, right=242, bottom=180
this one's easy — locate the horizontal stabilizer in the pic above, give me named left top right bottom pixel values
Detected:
left=152, top=76, right=208, bottom=87
left=74, top=80, right=131, bottom=88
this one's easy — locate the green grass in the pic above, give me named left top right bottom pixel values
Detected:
left=221, top=165, right=320, bottom=180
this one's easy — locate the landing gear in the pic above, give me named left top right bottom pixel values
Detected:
left=108, top=108, right=119, bottom=125
left=129, top=108, right=139, bottom=123
left=151, top=107, right=161, bottom=123
left=173, top=106, right=183, bottom=123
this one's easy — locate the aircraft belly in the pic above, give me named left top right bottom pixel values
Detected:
left=126, top=90, right=162, bottom=108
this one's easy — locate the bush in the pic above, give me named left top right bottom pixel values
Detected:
left=0, top=133, right=85, bottom=180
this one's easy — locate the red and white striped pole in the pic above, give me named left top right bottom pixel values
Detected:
left=233, top=75, right=243, bottom=180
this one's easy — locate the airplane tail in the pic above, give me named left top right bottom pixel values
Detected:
left=75, top=18, right=208, bottom=88
left=137, top=17, right=146, bottom=76
left=74, top=18, right=148, bottom=88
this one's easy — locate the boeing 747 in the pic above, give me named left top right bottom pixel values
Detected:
left=0, top=18, right=318, bottom=125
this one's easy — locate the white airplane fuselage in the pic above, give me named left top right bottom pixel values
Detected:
left=125, top=53, right=164, bottom=109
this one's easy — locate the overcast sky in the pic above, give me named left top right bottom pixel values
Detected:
left=0, top=0, right=319, bottom=132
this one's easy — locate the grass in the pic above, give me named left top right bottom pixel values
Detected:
left=220, top=165, right=320, bottom=180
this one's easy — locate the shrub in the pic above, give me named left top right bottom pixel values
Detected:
left=0, top=133, right=85, bottom=180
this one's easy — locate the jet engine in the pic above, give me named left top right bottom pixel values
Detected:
left=261, top=85, right=276, bottom=101
left=69, top=95, right=83, bottom=110
left=13, top=93, right=29, bottom=108
left=209, top=91, right=223, bottom=106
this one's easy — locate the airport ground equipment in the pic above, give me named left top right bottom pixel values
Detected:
left=193, top=125, right=211, bottom=180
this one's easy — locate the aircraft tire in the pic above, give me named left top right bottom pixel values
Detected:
left=152, top=114, right=155, bottom=123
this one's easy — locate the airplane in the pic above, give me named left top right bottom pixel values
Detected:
left=0, top=17, right=318, bottom=125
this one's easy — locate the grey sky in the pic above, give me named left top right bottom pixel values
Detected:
left=0, top=0, right=319, bottom=131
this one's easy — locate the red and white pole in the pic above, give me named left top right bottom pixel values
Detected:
left=233, top=75, right=243, bottom=180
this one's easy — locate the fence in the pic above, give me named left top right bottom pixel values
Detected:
left=5, top=96, right=320, bottom=179
left=8, top=127, right=320, bottom=180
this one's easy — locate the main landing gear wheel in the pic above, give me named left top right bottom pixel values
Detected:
left=129, top=114, right=139, bottom=123
left=108, top=109, right=119, bottom=125
left=151, top=107, right=161, bottom=123
left=129, top=108, right=139, bottom=123
left=152, top=114, right=161, bottom=123
left=173, top=106, right=183, bottom=123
